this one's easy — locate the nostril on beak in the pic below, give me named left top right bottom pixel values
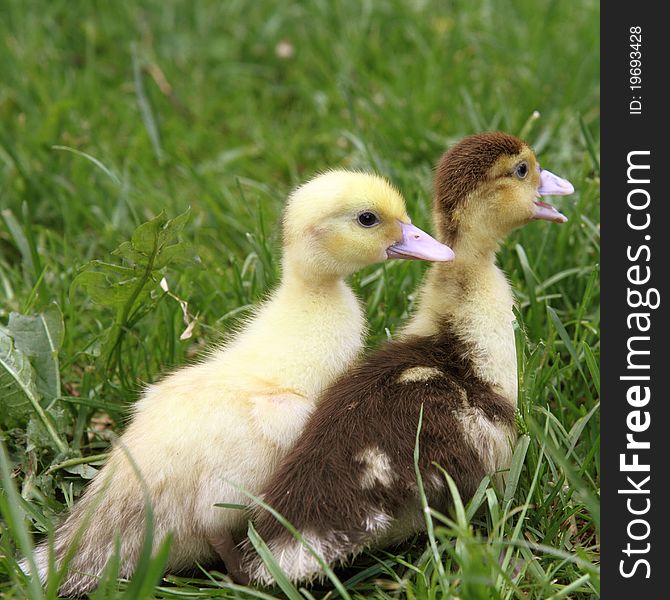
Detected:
left=388, top=221, right=454, bottom=261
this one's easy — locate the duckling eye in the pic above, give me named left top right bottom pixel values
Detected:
left=357, top=211, right=380, bottom=228
left=514, top=161, right=529, bottom=179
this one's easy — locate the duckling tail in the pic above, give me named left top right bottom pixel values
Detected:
left=20, top=455, right=145, bottom=597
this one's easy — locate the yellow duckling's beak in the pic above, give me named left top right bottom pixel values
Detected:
left=386, top=222, right=455, bottom=261
left=532, top=168, right=574, bottom=223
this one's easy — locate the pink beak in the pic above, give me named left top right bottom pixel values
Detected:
left=532, top=168, right=575, bottom=223
left=386, top=222, right=455, bottom=262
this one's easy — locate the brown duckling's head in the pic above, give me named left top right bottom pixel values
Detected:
left=433, top=132, right=574, bottom=253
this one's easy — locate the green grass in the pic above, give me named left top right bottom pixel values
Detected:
left=0, top=0, right=599, bottom=597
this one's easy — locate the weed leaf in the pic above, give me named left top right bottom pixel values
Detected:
left=0, top=327, right=38, bottom=426
left=6, top=304, right=64, bottom=401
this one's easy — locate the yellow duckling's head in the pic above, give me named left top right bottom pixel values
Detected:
left=282, top=170, right=454, bottom=280
left=433, top=132, right=574, bottom=252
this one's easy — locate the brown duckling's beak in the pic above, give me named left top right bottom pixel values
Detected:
left=532, top=168, right=574, bottom=223
left=386, top=222, right=455, bottom=262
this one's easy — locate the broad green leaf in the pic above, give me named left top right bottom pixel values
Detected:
left=0, top=329, right=67, bottom=452
left=112, top=240, right=148, bottom=264
left=63, top=463, right=99, bottom=479
left=70, top=260, right=142, bottom=284
left=71, top=271, right=137, bottom=307
left=71, top=270, right=113, bottom=305
left=25, top=406, right=69, bottom=455
left=161, top=207, right=191, bottom=241
left=152, top=241, right=193, bottom=269
left=112, top=209, right=191, bottom=267
left=7, top=304, right=64, bottom=401
left=0, top=327, right=37, bottom=426
left=85, top=260, right=138, bottom=276
left=20, top=470, right=57, bottom=524
left=69, top=208, right=192, bottom=376
left=130, top=211, right=167, bottom=254
left=26, top=414, right=57, bottom=451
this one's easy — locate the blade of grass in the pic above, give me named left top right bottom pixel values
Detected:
left=503, top=435, right=530, bottom=506
left=528, top=417, right=600, bottom=531
left=413, top=404, right=448, bottom=587
left=1, top=208, right=35, bottom=277
left=51, top=146, right=121, bottom=186
left=0, top=441, right=43, bottom=599
left=547, top=306, right=585, bottom=378
left=465, top=475, right=491, bottom=522
left=246, top=522, right=304, bottom=600
left=233, top=482, right=351, bottom=600
left=582, top=342, right=600, bottom=395
left=115, top=438, right=172, bottom=598
left=131, top=44, right=164, bottom=165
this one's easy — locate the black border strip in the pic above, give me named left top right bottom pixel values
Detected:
left=601, top=4, right=668, bottom=594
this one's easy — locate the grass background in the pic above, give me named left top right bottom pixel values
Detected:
left=0, top=0, right=600, bottom=598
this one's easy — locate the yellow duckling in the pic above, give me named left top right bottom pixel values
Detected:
left=25, top=170, right=453, bottom=596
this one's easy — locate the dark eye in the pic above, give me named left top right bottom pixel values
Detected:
left=514, top=161, right=529, bottom=179
left=357, top=211, right=380, bottom=228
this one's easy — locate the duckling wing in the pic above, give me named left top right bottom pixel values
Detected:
left=249, top=392, right=314, bottom=448
left=243, top=333, right=517, bottom=585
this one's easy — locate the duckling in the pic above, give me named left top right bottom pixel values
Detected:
left=25, top=170, right=453, bottom=596
left=242, top=132, right=575, bottom=585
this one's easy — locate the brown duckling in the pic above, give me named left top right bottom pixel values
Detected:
left=241, top=132, right=574, bottom=585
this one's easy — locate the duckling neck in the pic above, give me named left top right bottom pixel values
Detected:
left=403, top=250, right=518, bottom=405
left=279, top=260, right=344, bottom=290
left=222, top=261, right=365, bottom=400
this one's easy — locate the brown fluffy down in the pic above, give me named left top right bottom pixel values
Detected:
left=434, top=131, right=525, bottom=242
left=242, top=326, right=515, bottom=581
